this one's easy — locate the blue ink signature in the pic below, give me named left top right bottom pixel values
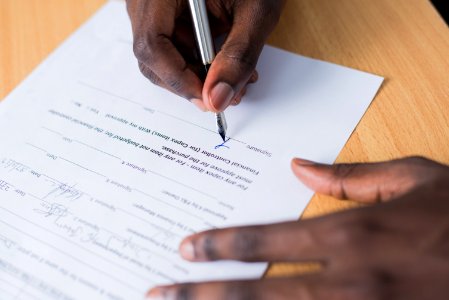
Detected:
left=214, top=138, right=231, bottom=150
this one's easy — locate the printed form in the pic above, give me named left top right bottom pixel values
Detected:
left=0, top=2, right=383, bottom=299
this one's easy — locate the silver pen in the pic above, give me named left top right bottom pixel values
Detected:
left=188, top=0, right=228, bottom=142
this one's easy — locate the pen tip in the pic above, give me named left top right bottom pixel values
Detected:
left=219, top=132, right=226, bottom=142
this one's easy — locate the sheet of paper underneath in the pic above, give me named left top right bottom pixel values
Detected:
left=0, top=1, right=383, bottom=299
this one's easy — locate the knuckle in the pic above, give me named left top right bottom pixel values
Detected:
left=330, top=217, right=378, bottom=248
left=233, top=228, right=262, bottom=260
left=333, top=163, right=357, bottom=179
left=133, top=35, right=165, bottom=64
left=138, top=63, right=162, bottom=86
left=398, top=156, right=434, bottom=172
left=398, top=156, right=448, bottom=185
left=401, top=156, right=435, bottom=173
left=239, top=0, right=284, bottom=27
left=133, top=37, right=151, bottom=62
left=201, top=234, right=218, bottom=260
left=221, top=42, right=259, bottom=70
left=164, top=75, right=185, bottom=94
left=403, top=155, right=431, bottom=165
left=333, top=226, right=364, bottom=246
left=331, top=164, right=358, bottom=199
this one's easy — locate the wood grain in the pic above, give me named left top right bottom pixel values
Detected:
left=1, top=0, right=449, bottom=279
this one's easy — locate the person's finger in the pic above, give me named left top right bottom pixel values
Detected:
left=179, top=206, right=379, bottom=263
left=131, top=1, right=203, bottom=101
left=230, top=70, right=258, bottom=106
left=138, top=62, right=164, bottom=87
left=291, top=156, right=444, bottom=203
left=231, top=86, right=247, bottom=106
left=139, top=62, right=207, bottom=112
left=146, top=272, right=379, bottom=300
left=249, top=70, right=259, bottom=84
left=202, top=2, right=284, bottom=112
left=191, top=98, right=208, bottom=112
left=146, top=275, right=331, bottom=300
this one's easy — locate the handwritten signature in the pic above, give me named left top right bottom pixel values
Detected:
left=214, top=138, right=231, bottom=150
left=33, top=202, right=82, bottom=237
left=32, top=201, right=175, bottom=263
left=0, top=158, right=29, bottom=173
left=34, top=202, right=68, bottom=218
left=44, top=181, right=84, bottom=201
left=0, top=180, right=11, bottom=192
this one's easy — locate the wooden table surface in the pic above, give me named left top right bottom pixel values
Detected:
left=1, top=0, right=449, bottom=279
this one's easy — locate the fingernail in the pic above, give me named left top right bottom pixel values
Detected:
left=146, top=288, right=164, bottom=300
left=179, top=240, right=195, bottom=260
left=293, top=158, right=317, bottom=166
left=231, top=96, right=242, bottom=106
left=209, top=82, right=234, bottom=111
left=250, top=71, right=259, bottom=83
left=190, top=98, right=208, bottom=112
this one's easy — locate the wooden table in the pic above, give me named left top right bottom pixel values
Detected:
left=1, top=0, right=449, bottom=279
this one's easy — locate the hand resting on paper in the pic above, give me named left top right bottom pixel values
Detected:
left=147, top=156, right=449, bottom=299
left=126, top=0, right=285, bottom=112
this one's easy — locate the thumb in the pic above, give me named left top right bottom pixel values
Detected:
left=202, top=2, right=282, bottom=112
left=291, top=157, right=441, bottom=203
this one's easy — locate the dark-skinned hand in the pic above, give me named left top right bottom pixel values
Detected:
left=125, top=0, right=285, bottom=112
left=147, top=156, right=449, bottom=299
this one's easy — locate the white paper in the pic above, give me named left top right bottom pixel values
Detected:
left=0, top=2, right=383, bottom=299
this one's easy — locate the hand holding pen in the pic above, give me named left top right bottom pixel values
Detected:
left=126, top=0, right=285, bottom=112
